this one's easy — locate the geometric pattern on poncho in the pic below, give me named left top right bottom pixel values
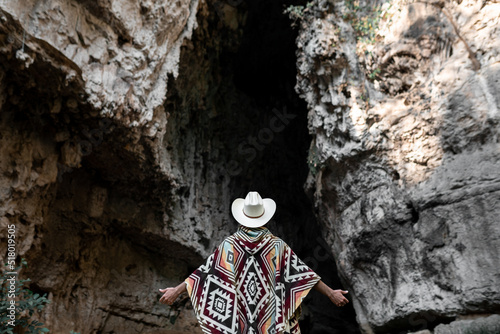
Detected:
left=185, top=226, right=321, bottom=334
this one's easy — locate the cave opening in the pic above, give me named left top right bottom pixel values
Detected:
left=199, top=0, right=360, bottom=332
left=126, top=0, right=362, bottom=330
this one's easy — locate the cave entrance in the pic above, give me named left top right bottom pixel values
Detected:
left=216, top=0, right=360, bottom=332
left=165, top=0, right=360, bottom=330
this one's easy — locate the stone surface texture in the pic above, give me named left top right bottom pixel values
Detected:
left=296, top=0, right=500, bottom=333
left=0, top=0, right=237, bottom=332
left=434, top=314, right=500, bottom=334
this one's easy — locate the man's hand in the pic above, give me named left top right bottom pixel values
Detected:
left=328, top=289, right=349, bottom=307
left=313, top=280, right=349, bottom=307
left=159, top=282, right=187, bottom=305
left=159, top=287, right=179, bottom=305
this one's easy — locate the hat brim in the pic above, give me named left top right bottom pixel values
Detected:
left=231, top=198, right=276, bottom=228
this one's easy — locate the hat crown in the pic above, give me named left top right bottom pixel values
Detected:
left=243, top=192, right=265, bottom=218
left=231, top=191, right=276, bottom=228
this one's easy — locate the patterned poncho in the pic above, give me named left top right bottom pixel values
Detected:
left=185, top=226, right=321, bottom=334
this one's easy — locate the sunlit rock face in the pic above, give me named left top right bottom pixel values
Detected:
left=4, top=0, right=200, bottom=125
left=296, top=0, right=500, bottom=333
left=0, top=0, right=239, bottom=332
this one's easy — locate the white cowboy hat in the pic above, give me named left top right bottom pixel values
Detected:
left=231, top=191, right=276, bottom=228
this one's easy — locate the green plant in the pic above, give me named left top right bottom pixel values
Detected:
left=307, top=145, right=325, bottom=176
left=284, top=2, right=313, bottom=26
left=344, top=0, right=390, bottom=45
left=0, top=259, right=50, bottom=334
left=284, top=5, right=304, bottom=19
left=368, top=68, right=381, bottom=80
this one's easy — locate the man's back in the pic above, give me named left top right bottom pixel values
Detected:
left=159, top=192, right=349, bottom=334
left=185, top=226, right=321, bottom=334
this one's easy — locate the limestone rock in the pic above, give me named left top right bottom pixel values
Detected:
left=434, top=314, right=500, bottom=334
left=2, top=0, right=200, bottom=127
left=296, top=0, right=500, bottom=333
left=0, top=0, right=225, bottom=332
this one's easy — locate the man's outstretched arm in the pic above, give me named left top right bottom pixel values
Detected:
left=159, top=282, right=187, bottom=305
left=313, top=280, right=349, bottom=307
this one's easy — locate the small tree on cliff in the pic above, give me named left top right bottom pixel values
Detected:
left=0, top=258, right=50, bottom=334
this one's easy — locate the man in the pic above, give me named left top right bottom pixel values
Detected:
left=159, top=192, right=349, bottom=334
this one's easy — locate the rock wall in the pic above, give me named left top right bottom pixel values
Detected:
left=0, top=0, right=217, bottom=332
left=296, top=0, right=500, bottom=333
